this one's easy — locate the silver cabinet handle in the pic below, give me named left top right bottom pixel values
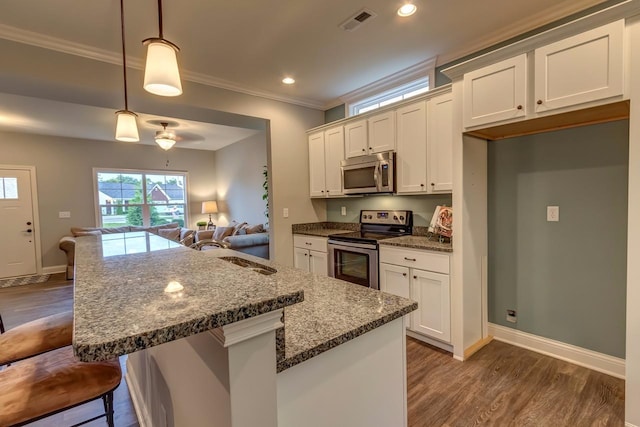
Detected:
left=404, top=257, right=416, bottom=261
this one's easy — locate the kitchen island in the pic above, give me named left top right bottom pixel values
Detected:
left=73, top=232, right=417, bottom=427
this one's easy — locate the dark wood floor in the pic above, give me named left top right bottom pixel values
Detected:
left=0, top=275, right=626, bottom=427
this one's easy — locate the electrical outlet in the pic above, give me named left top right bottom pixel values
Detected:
left=341, top=206, right=347, bottom=216
left=506, top=309, right=517, bottom=323
left=547, top=206, right=559, bottom=222
left=283, top=208, right=289, bottom=218
left=59, top=211, right=71, bottom=218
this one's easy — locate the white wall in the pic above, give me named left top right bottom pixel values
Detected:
left=214, top=132, right=268, bottom=227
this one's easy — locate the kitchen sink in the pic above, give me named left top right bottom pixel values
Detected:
left=218, top=257, right=277, bottom=275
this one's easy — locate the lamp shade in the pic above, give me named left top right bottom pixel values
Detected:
left=143, top=40, right=183, bottom=97
left=201, top=201, right=218, bottom=214
left=115, top=110, right=139, bottom=142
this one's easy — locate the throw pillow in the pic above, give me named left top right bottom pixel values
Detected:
left=232, top=222, right=248, bottom=236
left=243, top=224, right=264, bottom=234
left=213, top=226, right=234, bottom=241
left=158, top=227, right=181, bottom=242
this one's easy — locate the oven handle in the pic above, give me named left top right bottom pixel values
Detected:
left=328, top=240, right=377, bottom=250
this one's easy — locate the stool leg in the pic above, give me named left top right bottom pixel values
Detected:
left=103, top=391, right=115, bottom=427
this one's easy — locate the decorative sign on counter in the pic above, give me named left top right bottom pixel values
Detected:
left=428, top=205, right=453, bottom=240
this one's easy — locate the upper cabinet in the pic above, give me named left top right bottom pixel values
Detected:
left=463, top=20, right=625, bottom=130
left=396, top=100, right=428, bottom=194
left=345, top=111, right=396, bottom=159
left=427, top=92, right=454, bottom=193
left=308, top=126, right=345, bottom=198
left=534, top=20, right=624, bottom=114
left=463, top=54, right=527, bottom=129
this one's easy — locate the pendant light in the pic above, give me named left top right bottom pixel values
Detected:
left=142, top=0, right=182, bottom=97
left=155, top=122, right=176, bottom=150
left=115, top=0, right=139, bottom=142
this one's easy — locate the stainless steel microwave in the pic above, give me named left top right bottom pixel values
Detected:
left=341, top=151, right=394, bottom=195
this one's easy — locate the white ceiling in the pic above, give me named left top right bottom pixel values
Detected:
left=0, top=0, right=610, bottom=147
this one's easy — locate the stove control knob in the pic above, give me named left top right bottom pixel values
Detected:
left=393, top=215, right=398, bottom=220
left=400, top=216, right=405, bottom=221
left=368, top=215, right=373, bottom=219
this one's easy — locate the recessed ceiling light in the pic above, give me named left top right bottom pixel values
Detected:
left=282, top=77, right=295, bottom=85
left=397, top=4, right=417, bottom=17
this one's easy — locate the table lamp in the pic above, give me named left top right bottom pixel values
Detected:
left=201, top=201, right=218, bottom=230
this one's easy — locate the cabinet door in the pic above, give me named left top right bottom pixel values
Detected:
left=324, top=126, right=344, bottom=196
left=427, top=92, right=453, bottom=193
left=344, top=119, right=368, bottom=158
left=294, top=248, right=310, bottom=272
left=534, top=20, right=623, bottom=113
left=380, top=263, right=411, bottom=329
left=463, top=54, right=527, bottom=128
left=396, top=101, right=427, bottom=194
left=368, top=111, right=396, bottom=154
left=410, top=269, right=450, bottom=343
left=308, top=132, right=326, bottom=198
left=309, top=250, right=328, bottom=277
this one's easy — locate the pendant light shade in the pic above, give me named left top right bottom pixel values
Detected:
left=143, top=39, right=182, bottom=96
left=115, top=110, right=139, bottom=142
left=143, top=0, right=182, bottom=97
left=115, top=0, right=139, bottom=142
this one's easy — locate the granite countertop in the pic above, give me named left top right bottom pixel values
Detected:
left=72, top=232, right=304, bottom=362
left=379, top=235, right=453, bottom=252
left=203, top=249, right=418, bottom=372
left=73, top=232, right=417, bottom=372
left=292, top=221, right=359, bottom=237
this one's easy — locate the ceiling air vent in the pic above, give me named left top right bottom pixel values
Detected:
left=340, top=8, right=377, bottom=32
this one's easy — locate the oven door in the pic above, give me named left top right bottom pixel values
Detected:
left=327, top=240, right=379, bottom=290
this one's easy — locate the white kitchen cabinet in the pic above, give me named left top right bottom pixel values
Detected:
left=410, top=269, right=451, bottom=342
left=380, top=246, right=451, bottom=343
left=344, top=119, right=368, bottom=158
left=534, top=20, right=623, bottom=114
left=396, top=100, right=428, bottom=194
left=308, top=132, right=326, bottom=198
left=427, top=92, right=454, bottom=193
left=308, top=126, right=344, bottom=198
left=293, top=235, right=329, bottom=276
left=367, top=111, right=396, bottom=154
left=463, top=54, right=527, bottom=129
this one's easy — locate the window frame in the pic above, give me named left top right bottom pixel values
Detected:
left=93, top=167, right=190, bottom=228
left=348, top=77, right=430, bottom=117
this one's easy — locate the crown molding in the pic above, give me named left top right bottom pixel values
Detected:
left=338, top=56, right=437, bottom=106
left=0, top=23, right=326, bottom=110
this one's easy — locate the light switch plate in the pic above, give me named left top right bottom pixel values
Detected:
left=59, top=211, right=71, bottom=218
left=547, top=206, right=559, bottom=222
left=283, top=208, right=289, bottom=218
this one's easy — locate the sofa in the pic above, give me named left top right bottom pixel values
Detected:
left=59, top=223, right=194, bottom=279
left=194, top=222, right=269, bottom=259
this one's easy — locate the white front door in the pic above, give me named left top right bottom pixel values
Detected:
left=0, top=169, right=37, bottom=278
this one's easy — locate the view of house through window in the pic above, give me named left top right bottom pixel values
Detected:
left=95, top=170, right=188, bottom=228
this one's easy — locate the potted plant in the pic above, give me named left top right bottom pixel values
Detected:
left=196, top=221, right=207, bottom=230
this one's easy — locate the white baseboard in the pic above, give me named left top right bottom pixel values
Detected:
left=42, top=265, right=66, bottom=275
left=125, top=359, right=151, bottom=427
left=488, top=323, right=625, bottom=379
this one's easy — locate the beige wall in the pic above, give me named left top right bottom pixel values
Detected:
left=0, top=130, right=217, bottom=268
left=214, top=132, right=268, bottom=227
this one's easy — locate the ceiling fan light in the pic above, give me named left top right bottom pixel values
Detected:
left=155, top=137, right=176, bottom=150
left=115, top=110, right=139, bottom=142
left=143, top=39, right=183, bottom=97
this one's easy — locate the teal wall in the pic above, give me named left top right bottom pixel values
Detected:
left=324, top=105, right=346, bottom=123
left=326, top=194, right=452, bottom=226
left=488, top=120, right=628, bottom=358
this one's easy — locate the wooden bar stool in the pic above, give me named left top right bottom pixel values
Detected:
left=0, top=312, right=122, bottom=426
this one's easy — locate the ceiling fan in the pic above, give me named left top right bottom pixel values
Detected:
left=155, top=122, right=176, bottom=150
left=149, top=120, right=204, bottom=150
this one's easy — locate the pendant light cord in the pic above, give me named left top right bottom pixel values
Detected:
left=120, top=0, right=129, bottom=111
left=157, top=0, right=164, bottom=39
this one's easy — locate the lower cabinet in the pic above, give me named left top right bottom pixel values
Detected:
left=380, top=246, right=451, bottom=343
left=293, top=235, right=329, bottom=276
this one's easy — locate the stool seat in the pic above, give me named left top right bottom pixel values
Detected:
left=0, top=311, right=73, bottom=366
left=0, top=346, right=122, bottom=426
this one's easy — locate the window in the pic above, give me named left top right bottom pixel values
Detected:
left=94, top=169, right=188, bottom=228
left=0, top=177, right=18, bottom=199
left=349, top=78, right=430, bottom=117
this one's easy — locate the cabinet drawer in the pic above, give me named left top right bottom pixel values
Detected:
left=294, top=235, right=328, bottom=253
left=379, top=246, right=449, bottom=274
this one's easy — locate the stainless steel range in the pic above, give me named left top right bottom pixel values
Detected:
left=328, top=210, right=413, bottom=290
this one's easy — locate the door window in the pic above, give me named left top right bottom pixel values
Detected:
left=0, top=177, right=18, bottom=199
